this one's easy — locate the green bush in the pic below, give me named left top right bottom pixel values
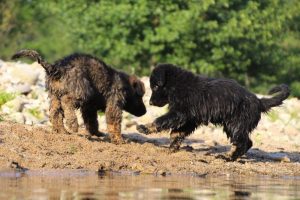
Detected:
left=0, top=91, right=15, bottom=108
left=1, top=0, right=300, bottom=95
left=291, top=82, right=300, bottom=98
left=27, top=107, right=43, bottom=119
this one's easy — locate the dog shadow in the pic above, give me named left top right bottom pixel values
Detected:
left=244, top=148, right=300, bottom=163
left=125, top=132, right=300, bottom=163
left=195, top=144, right=300, bottom=163
left=123, top=132, right=205, bottom=147
left=79, top=130, right=300, bottom=163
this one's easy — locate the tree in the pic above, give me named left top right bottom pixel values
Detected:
left=1, top=0, right=299, bottom=95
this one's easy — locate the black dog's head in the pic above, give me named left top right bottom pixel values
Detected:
left=149, top=64, right=177, bottom=107
left=123, top=75, right=147, bottom=116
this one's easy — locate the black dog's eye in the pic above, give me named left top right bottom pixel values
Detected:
left=152, top=85, right=159, bottom=91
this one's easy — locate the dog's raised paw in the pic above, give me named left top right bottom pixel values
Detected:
left=136, top=124, right=150, bottom=135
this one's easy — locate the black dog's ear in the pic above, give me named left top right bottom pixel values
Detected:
left=154, top=64, right=166, bottom=86
left=129, top=75, right=145, bottom=96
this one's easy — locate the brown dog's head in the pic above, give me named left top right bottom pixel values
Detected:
left=123, top=75, right=147, bottom=116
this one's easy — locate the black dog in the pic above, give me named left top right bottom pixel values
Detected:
left=12, top=50, right=146, bottom=144
left=137, top=64, right=290, bottom=160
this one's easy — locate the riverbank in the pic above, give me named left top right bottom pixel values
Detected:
left=0, top=60, right=299, bottom=177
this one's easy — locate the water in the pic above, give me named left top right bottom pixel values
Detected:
left=0, top=170, right=300, bottom=200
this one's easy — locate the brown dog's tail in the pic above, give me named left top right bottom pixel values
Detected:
left=11, top=49, right=52, bottom=73
left=260, top=84, right=290, bottom=112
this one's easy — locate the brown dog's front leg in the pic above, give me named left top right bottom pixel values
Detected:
left=105, top=102, right=125, bottom=144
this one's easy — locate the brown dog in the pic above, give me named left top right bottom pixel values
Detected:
left=12, top=50, right=146, bottom=144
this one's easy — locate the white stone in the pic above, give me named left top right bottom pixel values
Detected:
left=1, top=96, right=26, bottom=113
left=7, top=63, right=40, bottom=85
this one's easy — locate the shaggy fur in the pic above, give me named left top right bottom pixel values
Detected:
left=12, top=49, right=146, bottom=144
left=137, top=64, right=290, bottom=160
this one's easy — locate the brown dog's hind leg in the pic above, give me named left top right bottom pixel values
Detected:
left=49, top=95, right=69, bottom=134
left=61, top=95, right=79, bottom=133
left=105, top=100, right=125, bottom=144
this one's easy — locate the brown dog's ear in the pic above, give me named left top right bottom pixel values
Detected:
left=129, top=75, right=145, bottom=96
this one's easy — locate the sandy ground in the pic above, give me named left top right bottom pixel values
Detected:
left=0, top=120, right=299, bottom=177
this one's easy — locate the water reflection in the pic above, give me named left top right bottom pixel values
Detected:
left=0, top=170, right=299, bottom=199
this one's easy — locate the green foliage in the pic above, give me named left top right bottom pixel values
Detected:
left=0, top=0, right=75, bottom=61
left=291, top=82, right=300, bottom=97
left=27, top=107, right=42, bottom=119
left=0, top=91, right=15, bottom=108
left=1, top=0, right=300, bottom=95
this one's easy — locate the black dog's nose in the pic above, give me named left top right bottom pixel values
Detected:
left=149, top=101, right=153, bottom=106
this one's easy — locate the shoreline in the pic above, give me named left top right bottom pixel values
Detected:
left=0, top=121, right=299, bottom=178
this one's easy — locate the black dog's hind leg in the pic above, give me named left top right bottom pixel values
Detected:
left=229, top=136, right=253, bottom=161
left=222, top=122, right=253, bottom=161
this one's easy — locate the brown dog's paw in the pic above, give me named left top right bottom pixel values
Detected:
left=68, top=123, right=79, bottom=133
left=52, top=128, right=70, bottom=135
left=136, top=124, right=151, bottom=135
left=111, top=136, right=126, bottom=145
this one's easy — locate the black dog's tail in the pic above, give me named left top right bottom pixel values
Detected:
left=11, top=49, right=52, bottom=74
left=260, top=84, right=290, bottom=112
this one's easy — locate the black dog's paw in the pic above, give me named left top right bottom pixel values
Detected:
left=168, top=147, right=180, bottom=154
left=136, top=124, right=151, bottom=135
left=91, top=131, right=106, bottom=137
left=215, top=154, right=232, bottom=162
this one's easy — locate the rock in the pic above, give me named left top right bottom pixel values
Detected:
left=9, top=161, right=28, bottom=172
left=7, top=63, right=40, bottom=85
left=9, top=112, right=26, bottom=124
left=1, top=96, right=25, bottom=113
left=23, top=112, right=40, bottom=125
left=0, top=112, right=26, bottom=124
left=131, top=163, right=144, bottom=171
left=6, top=84, right=32, bottom=95
left=0, top=59, right=4, bottom=68
left=156, top=170, right=169, bottom=176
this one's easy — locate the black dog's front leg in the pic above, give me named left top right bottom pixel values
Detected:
left=136, top=111, right=187, bottom=135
